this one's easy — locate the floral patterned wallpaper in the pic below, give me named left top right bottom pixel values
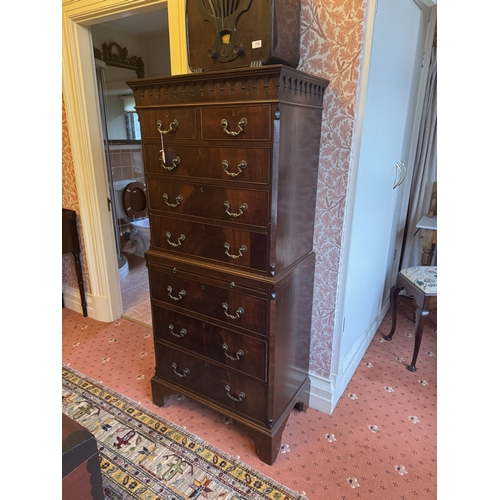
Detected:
left=298, top=0, right=366, bottom=379
left=62, top=97, right=91, bottom=294
left=61, top=0, right=367, bottom=380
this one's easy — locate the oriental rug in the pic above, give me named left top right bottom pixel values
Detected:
left=62, top=365, right=307, bottom=500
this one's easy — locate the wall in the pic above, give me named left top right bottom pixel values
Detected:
left=62, top=97, right=90, bottom=294
left=297, top=0, right=366, bottom=383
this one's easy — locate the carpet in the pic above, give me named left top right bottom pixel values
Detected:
left=62, top=365, right=308, bottom=500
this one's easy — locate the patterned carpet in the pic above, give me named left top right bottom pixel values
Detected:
left=63, top=365, right=307, bottom=500
left=62, top=295, right=437, bottom=499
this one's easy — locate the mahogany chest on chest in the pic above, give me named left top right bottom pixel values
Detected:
left=127, top=65, right=327, bottom=464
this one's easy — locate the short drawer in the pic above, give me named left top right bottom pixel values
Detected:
left=148, top=180, right=269, bottom=228
left=201, top=105, right=271, bottom=141
left=148, top=266, right=268, bottom=335
left=154, top=343, right=267, bottom=423
left=142, top=142, right=270, bottom=184
left=150, top=214, right=268, bottom=271
left=152, top=306, right=267, bottom=381
left=138, top=108, right=197, bottom=139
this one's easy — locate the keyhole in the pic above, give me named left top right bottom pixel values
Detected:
left=232, top=109, right=236, bottom=116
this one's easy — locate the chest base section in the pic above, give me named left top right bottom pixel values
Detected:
left=150, top=374, right=310, bottom=465
left=148, top=251, right=315, bottom=465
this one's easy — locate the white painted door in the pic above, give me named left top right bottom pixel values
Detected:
left=340, top=0, right=429, bottom=363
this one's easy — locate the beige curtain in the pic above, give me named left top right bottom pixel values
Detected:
left=400, top=43, right=437, bottom=269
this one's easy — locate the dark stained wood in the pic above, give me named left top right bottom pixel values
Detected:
left=148, top=257, right=269, bottom=334
left=200, top=105, right=271, bottom=140
left=149, top=214, right=268, bottom=271
left=151, top=305, right=268, bottom=380
left=185, top=0, right=301, bottom=72
left=383, top=273, right=437, bottom=372
left=147, top=179, right=269, bottom=227
left=62, top=414, right=104, bottom=500
left=62, top=209, right=88, bottom=317
left=127, top=65, right=328, bottom=464
left=142, top=140, right=271, bottom=183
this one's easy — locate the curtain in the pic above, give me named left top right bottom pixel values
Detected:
left=400, top=42, right=437, bottom=270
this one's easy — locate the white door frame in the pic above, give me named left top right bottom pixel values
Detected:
left=62, top=0, right=188, bottom=321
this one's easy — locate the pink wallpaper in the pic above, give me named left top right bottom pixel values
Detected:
left=62, top=97, right=91, bottom=294
left=298, top=0, right=366, bottom=378
left=61, top=0, right=367, bottom=379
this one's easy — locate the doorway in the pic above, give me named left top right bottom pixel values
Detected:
left=91, top=10, right=170, bottom=325
left=62, top=0, right=188, bottom=322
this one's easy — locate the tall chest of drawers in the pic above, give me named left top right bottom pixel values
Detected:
left=127, top=65, right=328, bottom=465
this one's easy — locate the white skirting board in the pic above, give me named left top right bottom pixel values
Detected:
left=62, top=285, right=125, bottom=322
left=62, top=285, right=91, bottom=317
left=309, top=301, right=389, bottom=415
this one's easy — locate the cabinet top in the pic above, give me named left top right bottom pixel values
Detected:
left=126, top=65, right=329, bottom=109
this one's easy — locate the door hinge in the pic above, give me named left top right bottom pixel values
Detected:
left=107, top=197, right=112, bottom=212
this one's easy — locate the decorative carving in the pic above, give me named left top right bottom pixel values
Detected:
left=127, top=66, right=328, bottom=108
left=94, top=42, right=144, bottom=78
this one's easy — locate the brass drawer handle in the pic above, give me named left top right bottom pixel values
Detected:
left=166, top=231, right=185, bottom=247
left=157, top=119, right=178, bottom=135
left=224, top=242, right=247, bottom=259
left=222, top=302, right=244, bottom=319
left=222, top=160, right=247, bottom=177
left=221, top=117, right=247, bottom=137
left=166, top=286, right=186, bottom=301
left=169, top=324, right=187, bottom=338
left=159, top=152, right=181, bottom=171
left=163, top=193, right=183, bottom=207
left=223, top=201, right=248, bottom=217
left=225, top=385, right=245, bottom=402
left=172, top=362, right=190, bottom=377
left=222, top=343, right=244, bottom=361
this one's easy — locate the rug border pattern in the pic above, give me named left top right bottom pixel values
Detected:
left=62, top=364, right=307, bottom=500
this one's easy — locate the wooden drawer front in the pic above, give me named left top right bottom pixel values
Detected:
left=139, top=108, right=197, bottom=139
left=201, top=105, right=271, bottom=141
left=154, top=343, right=267, bottom=422
left=150, top=215, right=268, bottom=271
left=149, top=268, right=268, bottom=335
left=148, top=180, right=269, bottom=227
left=152, top=306, right=267, bottom=381
left=143, top=143, right=270, bottom=184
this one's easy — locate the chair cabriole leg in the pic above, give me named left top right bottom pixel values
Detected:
left=384, top=285, right=402, bottom=341
left=407, top=306, right=429, bottom=372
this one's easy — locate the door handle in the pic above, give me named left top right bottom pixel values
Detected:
left=393, top=162, right=402, bottom=189
left=393, top=161, right=407, bottom=189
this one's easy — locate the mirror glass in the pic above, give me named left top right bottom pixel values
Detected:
left=102, top=66, right=141, bottom=143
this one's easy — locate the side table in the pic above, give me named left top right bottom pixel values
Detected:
left=62, top=208, right=88, bottom=317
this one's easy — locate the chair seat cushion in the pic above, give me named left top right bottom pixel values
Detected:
left=400, top=266, right=437, bottom=294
